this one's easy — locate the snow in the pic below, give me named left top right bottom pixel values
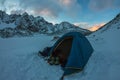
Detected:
left=0, top=10, right=90, bottom=36
left=0, top=22, right=16, bottom=29
left=82, top=22, right=120, bottom=80
left=63, top=24, right=120, bottom=80
left=0, top=35, right=63, bottom=80
left=0, top=21, right=120, bottom=80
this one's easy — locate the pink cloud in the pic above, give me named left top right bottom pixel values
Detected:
left=59, top=0, right=73, bottom=6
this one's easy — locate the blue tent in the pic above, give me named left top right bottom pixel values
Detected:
left=48, top=32, right=93, bottom=76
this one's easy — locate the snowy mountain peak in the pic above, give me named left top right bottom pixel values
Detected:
left=60, top=21, right=73, bottom=25
left=0, top=10, right=91, bottom=38
left=59, top=21, right=76, bottom=28
left=35, top=16, right=44, bottom=21
left=22, top=12, right=29, bottom=16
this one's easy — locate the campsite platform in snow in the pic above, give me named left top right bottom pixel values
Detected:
left=0, top=24, right=120, bottom=80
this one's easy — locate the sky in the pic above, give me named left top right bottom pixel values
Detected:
left=0, top=0, right=120, bottom=30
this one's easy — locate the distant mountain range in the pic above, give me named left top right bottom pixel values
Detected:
left=0, top=10, right=91, bottom=38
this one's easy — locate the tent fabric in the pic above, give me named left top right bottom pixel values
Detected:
left=48, top=32, right=93, bottom=76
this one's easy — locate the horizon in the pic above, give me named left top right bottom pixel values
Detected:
left=0, top=0, right=120, bottom=31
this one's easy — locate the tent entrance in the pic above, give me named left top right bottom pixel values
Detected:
left=52, top=37, right=73, bottom=66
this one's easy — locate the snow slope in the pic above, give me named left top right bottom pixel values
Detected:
left=79, top=24, right=120, bottom=80
left=0, top=13, right=120, bottom=80
left=0, top=25, right=120, bottom=80
left=63, top=15, right=120, bottom=80
left=0, top=35, right=63, bottom=80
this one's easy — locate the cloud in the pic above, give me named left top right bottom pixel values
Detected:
left=74, top=22, right=90, bottom=29
left=59, top=0, right=81, bottom=17
left=74, top=22, right=106, bottom=31
left=89, top=0, right=120, bottom=11
left=0, top=0, right=5, bottom=6
left=18, top=0, right=63, bottom=18
left=0, top=0, right=81, bottom=20
left=18, top=0, right=81, bottom=18
left=0, top=0, right=6, bottom=10
left=0, top=0, right=62, bottom=18
left=59, top=0, right=72, bottom=6
left=10, top=9, right=25, bottom=14
left=89, top=23, right=105, bottom=31
left=0, top=0, right=21, bottom=14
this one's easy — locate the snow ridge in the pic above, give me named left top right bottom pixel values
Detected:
left=95, top=13, right=120, bottom=33
left=0, top=10, right=91, bottom=38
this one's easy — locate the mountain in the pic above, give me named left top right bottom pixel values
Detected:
left=82, top=13, right=120, bottom=80
left=0, top=13, right=120, bottom=80
left=0, top=10, right=91, bottom=38
left=94, top=13, right=120, bottom=33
